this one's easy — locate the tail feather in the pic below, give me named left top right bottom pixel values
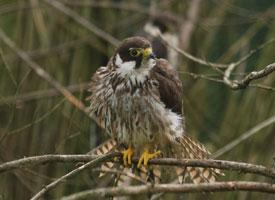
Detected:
left=88, top=136, right=223, bottom=185
left=115, top=166, right=133, bottom=186
left=139, top=165, right=161, bottom=184
left=88, top=139, right=117, bottom=177
left=151, top=166, right=161, bottom=184
left=88, top=139, right=160, bottom=185
left=175, top=167, right=187, bottom=183
left=177, top=135, right=223, bottom=183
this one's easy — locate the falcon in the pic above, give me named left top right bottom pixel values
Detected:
left=87, top=36, right=220, bottom=183
left=137, top=16, right=179, bottom=67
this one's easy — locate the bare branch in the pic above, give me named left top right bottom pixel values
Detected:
left=179, top=71, right=224, bottom=83
left=233, top=38, right=275, bottom=67
left=159, top=32, right=228, bottom=70
left=42, top=0, right=120, bottom=47
left=0, top=154, right=98, bottom=173
left=1, top=155, right=275, bottom=179
left=30, top=153, right=118, bottom=200
left=61, top=0, right=182, bottom=25
left=0, top=2, right=35, bottom=15
left=239, top=63, right=275, bottom=87
left=213, top=115, right=275, bottom=158
left=223, top=63, right=238, bottom=88
left=1, top=152, right=274, bottom=199
left=249, top=83, right=275, bottom=91
left=61, top=182, right=275, bottom=199
left=223, top=62, right=275, bottom=90
left=0, top=83, right=89, bottom=105
left=1, top=36, right=107, bottom=65
left=0, top=28, right=86, bottom=112
left=139, top=158, right=275, bottom=179
left=160, top=30, right=275, bottom=91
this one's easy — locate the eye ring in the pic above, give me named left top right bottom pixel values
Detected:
left=129, top=48, right=141, bottom=57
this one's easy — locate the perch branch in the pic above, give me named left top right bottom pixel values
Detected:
left=0, top=154, right=98, bottom=173
left=60, top=182, right=275, bottom=199
left=1, top=155, right=275, bottom=179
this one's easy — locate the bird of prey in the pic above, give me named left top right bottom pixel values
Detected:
left=137, top=16, right=179, bottom=67
left=87, top=36, right=220, bottom=183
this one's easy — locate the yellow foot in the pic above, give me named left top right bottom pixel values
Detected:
left=137, top=150, right=161, bottom=168
left=122, top=147, right=134, bottom=166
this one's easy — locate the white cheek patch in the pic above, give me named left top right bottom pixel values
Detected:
left=115, top=54, right=136, bottom=76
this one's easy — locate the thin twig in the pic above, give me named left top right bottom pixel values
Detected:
left=42, top=0, right=120, bottom=47
left=61, top=0, right=182, bottom=25
left=233, top=38, right=275, bottom=67
left=223, top=63, right=238, bottom=88
left=159, top=32, right=228, bottom=70
left=0, top=99, right=65, bottom=143
left=179, top=71, right=224, bottom=83
left=223, top=62, right=275, bottom=89
left=160, top=29, right=275, bottom=90
left=249, top=83, right=275, bottom=91
left=0, top=28, right=86, bottom=111
left=1, top=37, right=105, bottom=64
left=0, top=2, right=35, bottom=15
left=179, top=71, right=275, bottom=91
left=30, top=153, right=118, bottom=200
left=0, top=154, right=98, bottom=173
left=213, top=115, right=275, bottom=158
left=60, top=182, right=275, bottom=199
left=0, top=83, right=89, bottom=105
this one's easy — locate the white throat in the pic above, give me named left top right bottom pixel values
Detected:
left=115, top=54, right=156, bottom=77
left=114, top=54, right=156, bottom=84
left=115, top=54, right=136, bottom=75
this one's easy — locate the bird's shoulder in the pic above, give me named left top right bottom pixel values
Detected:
left=150, top=58, right=183, bottom=114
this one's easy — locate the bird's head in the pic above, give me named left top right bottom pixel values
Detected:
left=112, top=37, right=156, bottom=77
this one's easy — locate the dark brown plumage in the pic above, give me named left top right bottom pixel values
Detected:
left=151, top=59, right=183, bottom=114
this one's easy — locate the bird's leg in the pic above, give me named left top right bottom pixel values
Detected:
left=122, top=146, right=134, bottom=166
left=137, top=150, right=161, bottom=168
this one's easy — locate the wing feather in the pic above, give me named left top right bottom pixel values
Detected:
left=150, top=59, right=183, bottom=114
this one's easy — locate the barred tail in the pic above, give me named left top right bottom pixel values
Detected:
left=88, top=139, right=160, bottom=185
left=88, top=139, right=117, bottom=177
left=177, top=135, right=223, bottom=184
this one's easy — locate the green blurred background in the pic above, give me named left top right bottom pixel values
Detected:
left=0, top=0, right=275, bottom=199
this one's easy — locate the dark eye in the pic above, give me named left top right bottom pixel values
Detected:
left=129, top=48, right=140, bottom=57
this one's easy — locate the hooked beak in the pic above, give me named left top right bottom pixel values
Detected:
left=142, top=47, right=156, bottom=59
